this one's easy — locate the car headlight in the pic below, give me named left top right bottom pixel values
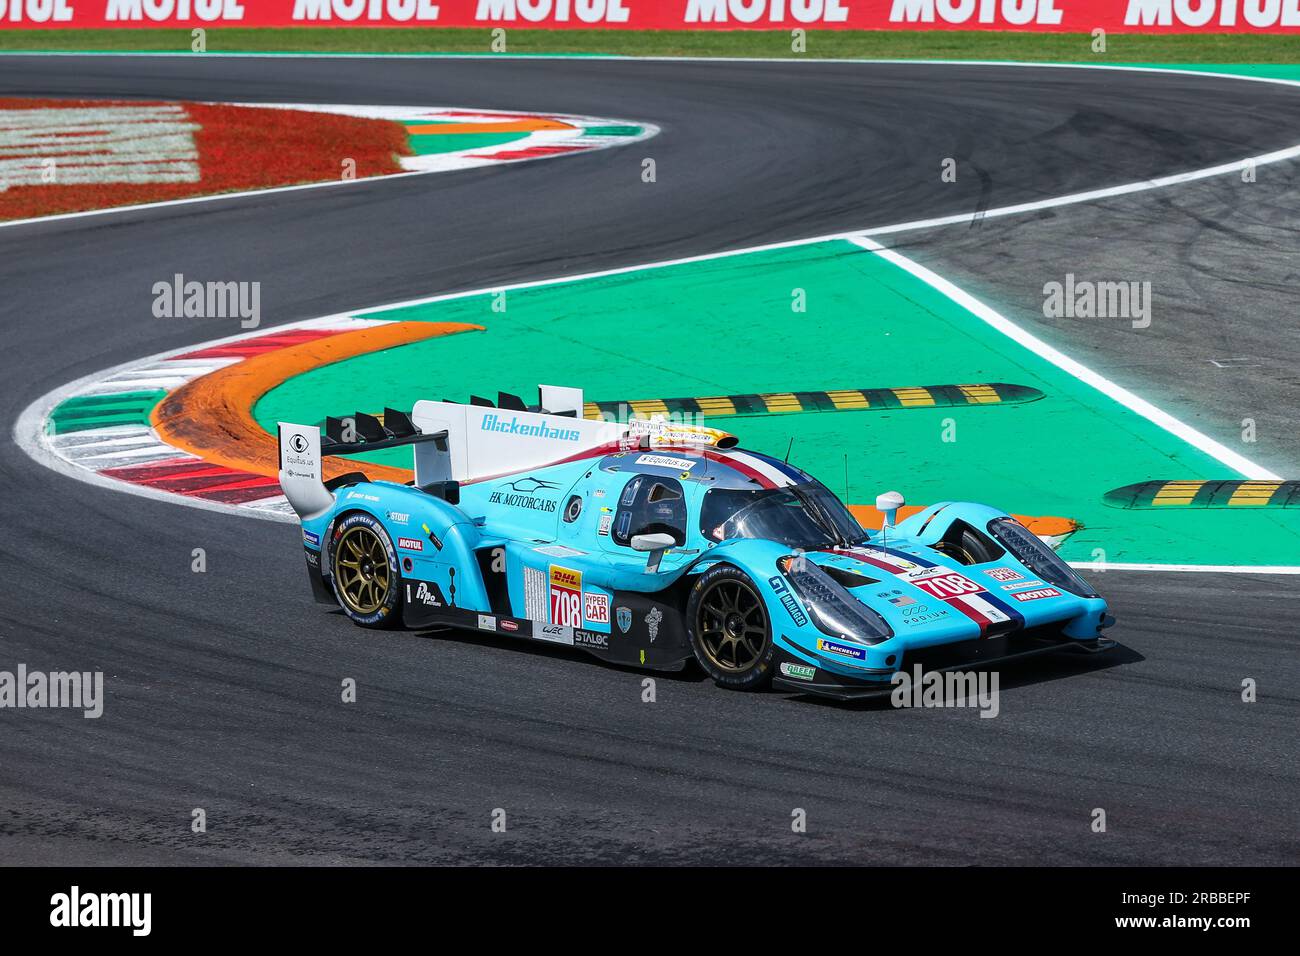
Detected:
left=778, top=556, right=893, bottom=645
left=986, top=517, right=1098, bottom=598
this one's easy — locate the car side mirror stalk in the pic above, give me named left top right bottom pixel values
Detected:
left=631, top=532, right=677, bottom=573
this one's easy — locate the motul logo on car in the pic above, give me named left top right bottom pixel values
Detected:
left=686, top=0, right=848, bottom=22
left=1124, top=0, right=1300, bottom=27
left=1012, top=587, right=1062, bottom=602
left=475, top=0, right=629, bottom=21
left=889, top=0, right=1063, bottom=24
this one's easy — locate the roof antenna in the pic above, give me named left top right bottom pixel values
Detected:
left=844, top=453, right=849, bottom=501
left=785, top=437, right=794, bottom=463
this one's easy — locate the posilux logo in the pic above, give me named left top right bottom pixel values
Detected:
left=480, top=414, right=581, bottom=442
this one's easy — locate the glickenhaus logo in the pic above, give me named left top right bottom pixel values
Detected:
left=891, top=665, right=999, bottom=718
left=152, top=272, right=261, bottom=328
left=50, top=886, right=151, bottom=937
left=0, top=665, right=103, bottom=718
left=480, top=413, right=581, bottom=442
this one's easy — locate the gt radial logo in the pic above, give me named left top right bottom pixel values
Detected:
left=550, top=566, right=582, bottom=627
left=0, top=105, right=199, bottom=187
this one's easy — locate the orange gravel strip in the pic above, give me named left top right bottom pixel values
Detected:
left=151, top=322, right=482, bottom=484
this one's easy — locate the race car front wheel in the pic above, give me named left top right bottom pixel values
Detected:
left=686, top=564, right=775, bottom=691
left=329, top=512, right=403, bottom=629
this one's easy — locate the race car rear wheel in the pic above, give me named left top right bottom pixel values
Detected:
left=686, top=564, right=775, bottom=691
left=329, top=512, right=403, bottom=629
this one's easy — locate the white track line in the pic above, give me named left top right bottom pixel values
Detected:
left=860, top=141, right=1300, bottom=236
left=846, top=235, right=1283, bottom=482
left=1070, top=562, right=1300, bottom=574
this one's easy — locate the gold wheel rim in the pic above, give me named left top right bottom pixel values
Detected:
left=936, top=540, right=979, bottom=564
left=697, top=578, right=767, bottom=673
left=334, top=525, right=391, bottom=615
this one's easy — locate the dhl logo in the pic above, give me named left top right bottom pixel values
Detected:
left=550, top=566, right=581, bottom=589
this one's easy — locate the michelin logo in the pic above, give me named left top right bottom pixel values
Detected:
left=816, top=637, right=867, bottom=661
left=481, top=414, right=581, bottom=443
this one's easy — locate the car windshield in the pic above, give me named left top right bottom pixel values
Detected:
left=700, top=481, right=866, bottom=548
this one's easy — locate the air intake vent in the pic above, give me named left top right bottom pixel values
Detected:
left=822, top=566, right=878, bottom=589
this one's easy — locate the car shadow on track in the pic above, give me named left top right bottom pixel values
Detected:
left=405, top=622, right=1143, bottom=707
left=408, top=624, right=714, bottom=685
left=786, top=641, right=1145, bottom=712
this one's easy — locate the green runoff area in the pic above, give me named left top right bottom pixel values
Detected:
left=253, top=241, right=1300, bottom=567
left=4, top=28, right=1300, bottom=65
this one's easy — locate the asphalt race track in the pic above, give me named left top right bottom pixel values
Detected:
left=1, top=55, right=1297, bottom=864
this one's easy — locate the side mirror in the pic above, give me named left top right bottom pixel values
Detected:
left=631, top=532, right=677, bottom=573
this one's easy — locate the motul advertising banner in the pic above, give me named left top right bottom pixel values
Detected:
left=1, top=0, right=1298, bottom=32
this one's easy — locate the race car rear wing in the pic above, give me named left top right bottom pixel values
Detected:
left=413, top=384, right=738, bottom=484
left=276, top=413, right=452, bottom=521
left=278, top=384, right=739, bottom=519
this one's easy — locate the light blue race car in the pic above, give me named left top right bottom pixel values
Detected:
left=277, top=386, right=1114, bottom=700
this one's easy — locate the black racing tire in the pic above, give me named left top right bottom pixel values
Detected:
left=685, top=563, right=775, bottom=691
left=935, top=525, right=997, bottom=566
left=327, top=511, right=404, bottom=629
